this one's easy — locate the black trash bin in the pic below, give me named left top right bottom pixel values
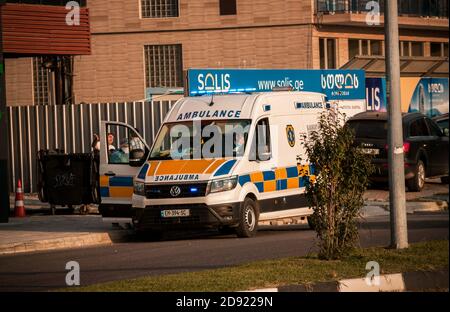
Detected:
left=37, top=150, right=99, bottom=207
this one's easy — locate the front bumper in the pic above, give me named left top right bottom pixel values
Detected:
left=132, top=202, right=241, bottom=231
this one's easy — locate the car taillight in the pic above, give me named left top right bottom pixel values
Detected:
left=403, top=141, right=410, bottom=153
left=385, top=142, right=410, bottom=153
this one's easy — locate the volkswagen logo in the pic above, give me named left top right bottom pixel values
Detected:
left=170, top=186, right=181, bottom=197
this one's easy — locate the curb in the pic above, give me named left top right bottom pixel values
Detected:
left=364, top=200, right=448, bottom=213
left=244, top=270, right=448, bottom=292
left=0, top=230, right=132, bottom=256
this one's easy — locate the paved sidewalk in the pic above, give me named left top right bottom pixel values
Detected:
left=364, top=178, right=449, bottom=202
left=0, top=215, right=131, bottom=255
left=361, top=179, right=449, bottom=218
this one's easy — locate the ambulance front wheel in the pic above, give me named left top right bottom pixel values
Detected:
left=236, top=198, right=259, bottom=238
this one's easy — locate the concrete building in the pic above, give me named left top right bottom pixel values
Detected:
left=4, top=0, right=449, bottom=105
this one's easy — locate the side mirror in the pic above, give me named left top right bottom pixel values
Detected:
left=130, top=149, right=145, bottom=160
left=257, top=151, right=272, bottom=161
left=129, top=149, right=147, bottom=167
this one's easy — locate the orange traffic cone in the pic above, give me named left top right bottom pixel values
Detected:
left=14, top=179, right=26, bottom=218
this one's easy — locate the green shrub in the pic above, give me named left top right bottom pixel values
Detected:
left=303, top=110, right=374, bottom=260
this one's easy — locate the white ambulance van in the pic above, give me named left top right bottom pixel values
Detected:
left=98, top=91, right=364, bottom=236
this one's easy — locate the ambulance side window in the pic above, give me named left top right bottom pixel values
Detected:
left=250, top=118, right=271, bottom=161
left=106, top=124, right=147, bottom=165
left=106, top=124, right=128, bottom=165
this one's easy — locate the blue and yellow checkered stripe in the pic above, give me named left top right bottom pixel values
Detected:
left=100, top=176, right=134, bottom=198
left=238, top=165, right=316, bottom=193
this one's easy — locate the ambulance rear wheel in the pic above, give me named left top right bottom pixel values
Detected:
left=236, top=198, right=258, bottom=238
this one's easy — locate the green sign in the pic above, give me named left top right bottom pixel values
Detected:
left=0, top=64, right=3, bottom=75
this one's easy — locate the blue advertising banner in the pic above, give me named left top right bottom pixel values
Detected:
left=187, top=69, right=366, bottom=100
left=366, top=77, right=387, bottom=111
left=365, top=77, right=449, bottom=117
left=408, top=78, right=449, bottom=117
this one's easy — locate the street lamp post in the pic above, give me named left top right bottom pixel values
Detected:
left=385, top=0, right=408, bottom=249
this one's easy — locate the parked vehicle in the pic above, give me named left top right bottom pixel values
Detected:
left=97, top=91, right=365, bottom=236
left=347, top=112, right=449, bottom=191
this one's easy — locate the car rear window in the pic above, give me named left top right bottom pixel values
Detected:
left=436, top=119, right=448, bottom=131
left=347, top=120, right=388, bottom=139
left=409, top=118, right=430, bottom=137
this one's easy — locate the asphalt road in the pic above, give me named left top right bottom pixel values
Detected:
left=0, top=212, right=448, bottom=292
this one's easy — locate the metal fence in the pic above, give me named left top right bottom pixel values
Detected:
left=8, top=101, right=176, bottom=193
left=316, top=0, right=449, bottom=18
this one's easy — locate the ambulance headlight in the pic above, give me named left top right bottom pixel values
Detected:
left=206, top=176, right=238, bottom=195
left=134, top=181, right=145, bottom=196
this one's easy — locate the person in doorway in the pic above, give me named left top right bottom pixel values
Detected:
left=110, top=138, right=129, bottom=163
left=129, top=129, right=145, bottom=152
left=107, top=132, right=116, bottom=154
left=91, top=133, right=100, bottom=153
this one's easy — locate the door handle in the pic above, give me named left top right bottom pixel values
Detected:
left=105, top=172, right=116, bottom=176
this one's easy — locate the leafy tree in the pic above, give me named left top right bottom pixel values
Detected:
left=303, top=109, right=374, bottom=260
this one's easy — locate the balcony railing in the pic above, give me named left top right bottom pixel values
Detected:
left=316, top=0, right=449, bottom=19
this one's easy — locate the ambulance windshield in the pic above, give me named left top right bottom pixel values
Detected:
left=149, top=119, right=251, bottom=160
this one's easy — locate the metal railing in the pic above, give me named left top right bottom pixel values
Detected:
left=7, top=101, right=176, bottom=193
left=316, top=0, right=449, bottom=18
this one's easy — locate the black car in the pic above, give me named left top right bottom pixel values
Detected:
left=347, top=112, right=449, bottom=191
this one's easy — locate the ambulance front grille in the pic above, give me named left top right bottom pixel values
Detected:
left=145, top=183, right=208, bottom=198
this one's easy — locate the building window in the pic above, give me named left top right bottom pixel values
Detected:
left=141, top=0, right=179, bottom=18
left=410, top=42, right=424, bottom=56
left=32, top=57, right=50, bottom=105
left=319, top=38, right=336, bottom=69
left=220, top=0, right=237, bottom=15
left=400, top=41, right=424, bottom=57
left=370, top=40, right=382, bottom=56
left=348, top=39, right=383, bottom=59
left=348, top=39, right=359, bottom=59
left=144, top=44, right=183, bottom=88
left=430, top=42, right=449, bottom=57
left=430, top=42, right=442, bottom=56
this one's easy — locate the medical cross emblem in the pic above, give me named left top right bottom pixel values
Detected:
left=286, top=125, right=295, bottom=147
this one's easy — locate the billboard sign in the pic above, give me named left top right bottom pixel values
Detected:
left=187, top=69, right=366, bottom=100
left=366, top=77, right=449, bottom=117
left=366, top=77, right=387, bottom=112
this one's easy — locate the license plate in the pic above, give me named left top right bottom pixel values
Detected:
left=359, top=148, right=380, bottom=155
left=161, top=209, right=190, bottom=218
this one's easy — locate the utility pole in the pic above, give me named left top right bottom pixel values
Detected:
left=0, top=0, right=10, bottom=223
left=385, top=0, right=408, bottom=248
